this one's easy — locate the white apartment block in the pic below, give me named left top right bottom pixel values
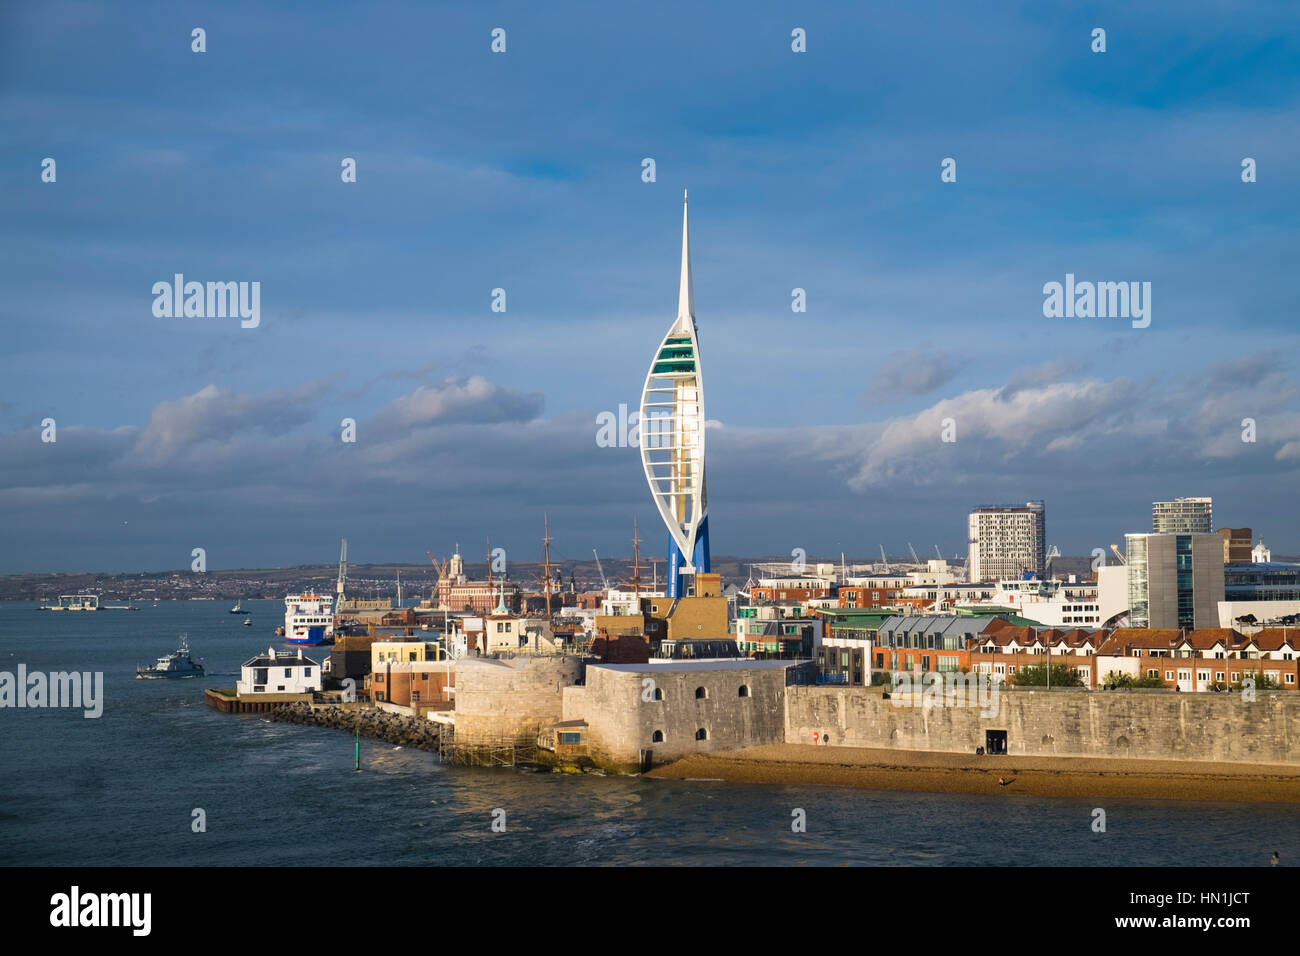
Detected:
left=967, top=501, right=1045, bottom=583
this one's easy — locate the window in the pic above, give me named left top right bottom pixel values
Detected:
left=695, top=687, right=708, bottom=699
left=652, top=730, right=664, bottom=743
left=559, top=732, right=582, bottom=745
left=1165, top=671, right=1174, bottom=680
left=304, top=668, right=312, bottom=677
left=1287, top=674, right=1296, bottom=685
left=284, top=668, right=292, bottom=677
left=695, top=728, right=708, bottom=741
left=1147, top=669, right=1158, bottom=678
left=738, top=685, right=750, bottom=697
left=652, top=688, right=663, bottom=701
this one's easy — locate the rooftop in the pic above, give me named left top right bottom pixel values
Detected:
left=594, top=659, right=802, bottom=673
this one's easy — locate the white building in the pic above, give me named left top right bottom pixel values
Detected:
left=237, top=646, right=322, bottom=695
left=1253, top=538, right=1272, bottom=563
left=1152, top=497, right=1213, bottom=534
left=967, top=501, right=1045, bottom=583
left=962, top=572, right=1128, bottom=628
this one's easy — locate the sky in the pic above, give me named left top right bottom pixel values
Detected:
left=1, top=0, right=1298, bottom=574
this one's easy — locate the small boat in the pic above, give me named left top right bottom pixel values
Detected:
left=137, top=634, right=205, bottom=679
left=274, top=625, right=285, bottom=637
left=242, top=618, right=253, bottom=626
left=229, top=601, right=250, bottom=615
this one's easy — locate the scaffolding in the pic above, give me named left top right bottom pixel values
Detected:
left=438, top=723, right=542, bottom=768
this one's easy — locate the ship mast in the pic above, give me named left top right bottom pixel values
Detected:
left=541, top=514, right=554, bottom=618
left=632, top=517, right=643, bottom=600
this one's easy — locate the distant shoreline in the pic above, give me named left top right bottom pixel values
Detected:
left=647, top=744, right=1300, bottom=803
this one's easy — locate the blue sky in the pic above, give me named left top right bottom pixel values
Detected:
left=1, top=0, right=1298, bottom=573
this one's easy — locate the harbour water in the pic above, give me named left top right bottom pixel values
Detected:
left=1, top=601, right=1295, bottom=866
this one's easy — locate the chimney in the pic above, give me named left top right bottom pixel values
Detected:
left=297, top=647, right=303, bottom=660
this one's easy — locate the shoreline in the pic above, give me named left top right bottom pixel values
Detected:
left=269, top=702, right=442, bottom=752
left=646, top=744, right=1300, bottom=803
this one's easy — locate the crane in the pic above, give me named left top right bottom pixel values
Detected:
left=336, top=538, right=347, bottom=605
left=934, top=545, right=943, bottom=561
left=1110, top=543, right=1126, bottom=566
left=592, top=549, right=609, bottom=590
left=1045, top=544, right=1061, bottom=577
left=879, top=544, right=888, bottom=569
left=908, top=543, right=920, bottom=565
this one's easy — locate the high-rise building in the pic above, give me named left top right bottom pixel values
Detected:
left=1152, top=497, right=1213, bottom=534
left=967, top=501, right=1045, bottom=583
left=640, top=191, right=710, bottom=598
left=1217, top=527, right=1252, bottom=564
left=1124, top=532, right=1225, bottom=630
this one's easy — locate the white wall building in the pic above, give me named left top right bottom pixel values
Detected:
left=237, top=646, right=322, bottom=695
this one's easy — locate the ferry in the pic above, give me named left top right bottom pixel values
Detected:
left=284, top=593, right=335, bottom=645
left=137, top=634, right=205, bottom=679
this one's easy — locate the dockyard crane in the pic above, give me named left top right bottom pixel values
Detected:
left=878, top=544, right=889, bottom=571
left=1110, top=543, right=1126, bottom=566
left=908, top=543, right=920, bottom=565
left=336, top=538, right=347, bottom=606
left=1045, top=545, right=1061, bottom=577
left=934, top=545, right=943, bottom=561
left=592, top=549, right=610, bottom=590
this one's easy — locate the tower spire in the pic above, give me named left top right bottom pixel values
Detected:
left=677, top=189, right=693, bottom=322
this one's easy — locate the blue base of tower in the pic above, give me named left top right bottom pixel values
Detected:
left=667, top=516, right=710, bottom=598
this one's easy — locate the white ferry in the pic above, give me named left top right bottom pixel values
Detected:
left=284, top=593, right=335, bottom=645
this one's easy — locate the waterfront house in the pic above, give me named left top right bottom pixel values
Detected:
left=237, top=646, right=322, bottom=696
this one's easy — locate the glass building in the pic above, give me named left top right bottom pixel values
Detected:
left=1152, top=497, right=1213, bottom=534
left=1125, top=532, right=1224, bottom=629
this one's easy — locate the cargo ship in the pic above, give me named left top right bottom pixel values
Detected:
left=283, top=593, right=335, bottom=645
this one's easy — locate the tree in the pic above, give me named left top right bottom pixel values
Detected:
left=1013, top=662, right=1084, bottom=687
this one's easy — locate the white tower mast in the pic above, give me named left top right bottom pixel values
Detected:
left=639, top=191, right=708, bottom=586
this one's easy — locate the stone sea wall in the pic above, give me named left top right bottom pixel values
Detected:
left=785, top=686, right=1300, bottom=765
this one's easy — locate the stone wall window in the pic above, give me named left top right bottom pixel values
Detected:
left=695, top=686, right=708, bottom=699
left=738, top=685, right=750, bottom=697
left=652, top=730, right=663, bottom=742
left=695, top=728, right=708, bottom=741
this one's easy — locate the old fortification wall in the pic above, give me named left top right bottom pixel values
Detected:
left=568, top=663, right=794, bottom=770
left=453, top=656, right=584, bottom=739
left=785, top=686, right=1300, bottom=765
